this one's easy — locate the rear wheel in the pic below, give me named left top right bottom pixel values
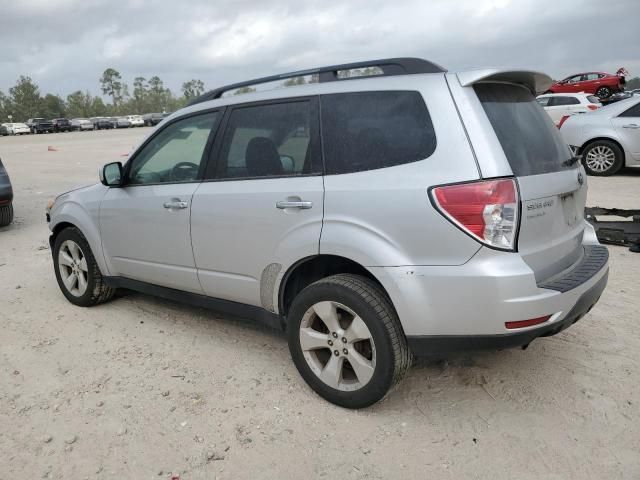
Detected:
left=596, top=86, right=612, bottom=99
left=287, top=274, right=411, bottom=408
left=582, top=140, right=623, bottom=176
left=0, top=203, right=13, bottom=227
left=53, top=227, right=115, bottom=306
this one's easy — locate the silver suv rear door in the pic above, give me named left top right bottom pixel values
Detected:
left=190, top=97, right=324, bottom=310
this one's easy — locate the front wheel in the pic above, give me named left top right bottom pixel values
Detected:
left=287, top=274, right=411, bottom=408
left=53, top=227, right=115, bottom=306
left=0, top=203, right=13, bottom=227
left=582, top=140, right=623, bottom=176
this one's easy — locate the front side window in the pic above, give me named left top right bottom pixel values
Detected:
left=127, top=112, right=219, bottom=185
left=321, top=91, right=436, bottom=175
left=215, top=100, right=319, bottom=179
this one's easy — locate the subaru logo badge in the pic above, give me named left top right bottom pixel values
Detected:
left=577, top=172, right=584, bottom=186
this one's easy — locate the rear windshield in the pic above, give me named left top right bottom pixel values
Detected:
left=475, top=83, right=572, bottom=176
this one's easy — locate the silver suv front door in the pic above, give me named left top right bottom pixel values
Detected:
left=100, top=111, right=221, bottom=293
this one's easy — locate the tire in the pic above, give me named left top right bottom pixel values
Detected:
left=596, top=86, right=612, bottom=99
left=0, top=203, right=13, bottom=227
left=52, top=227, right=115, bottom=307
left=582, top=140, right=624, bottom=176
left=287, top=274, right=411, bottom=408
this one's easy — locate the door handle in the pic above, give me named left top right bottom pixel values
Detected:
left=163, top=198, right=188, bottom=209
left=276, top=200, right=313, bottom=209
left=622, top=124, right=639, bottom=129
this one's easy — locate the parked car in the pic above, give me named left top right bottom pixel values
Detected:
left=114, top=117, right=132, bottom=128
left=143, top=112, right=169, bottom=126
left=605, top=89, right=640, bottom=104
left=52, top=118, right=72, bottom=133
left=536, top=93, right=601, bottom=126
left=91, top=117, right=115, bottom=130
left=126, top=115, right=144, bottom=127
left=27, top=118, right=54, bottom=134
left=0, top=158, right=14, bottom=227
left=0, top=125, right=8, bottom=136
left=70, top=118, right=95, bottom=131
left=1, top=122, right=31, bottom=135
left=546, top=72, right=625, bottom=99
left=560, top=95, right=640, bottom=176
left=47, top=58, right=609, bottom=408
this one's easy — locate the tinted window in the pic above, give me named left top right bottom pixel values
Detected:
left=585, top=73, right=600, bottom=81
left=619, top=102, right=640, bottom=117
left=127, top=112, right=219, bottom=185
left=587, top=95, right=601, bottom=104
left=321, top=91, right=436, bottom=175
left=215, top=100, right=319, bottom=179
left=475, top=83, right=572, bottom=176
left=536, top=97, right=550, bottom=107
left=549, top=96, right=580, bottom=106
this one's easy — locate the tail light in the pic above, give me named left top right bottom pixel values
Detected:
left=557, top=115, right=570, bottom=129
left=431, top=178, right=519, bottom=251
left=587, top=104, right=598, bottom=111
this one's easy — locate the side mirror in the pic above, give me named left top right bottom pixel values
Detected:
left=99, top=162, right=123, bottom=187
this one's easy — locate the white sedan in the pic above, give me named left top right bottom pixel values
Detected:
left=536, top=93, right=601, bottom=126
left=560, top=96, right=640, bottom=176
left=2, top=122, right=31, bottom=135
left=126, top=115, right=144, bottom=127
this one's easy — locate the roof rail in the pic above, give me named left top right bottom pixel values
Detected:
left=188, top=57, right=446, bottom=106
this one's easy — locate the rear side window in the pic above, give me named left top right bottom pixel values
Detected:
left=320, top=91, right=436, bottom=175
left=475, top=83, right=571, bottom=176
left=619, top=102, right=640, bottom=117
left=548, top=96, right=580, bottom=106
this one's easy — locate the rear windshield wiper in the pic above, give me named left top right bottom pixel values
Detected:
left=562, top=155, right=581, bottom=167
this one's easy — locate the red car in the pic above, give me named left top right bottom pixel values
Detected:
left=546, top=71, right=625, bottom=99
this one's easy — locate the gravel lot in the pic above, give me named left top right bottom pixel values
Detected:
left=1, top=129, right=638, bottom=479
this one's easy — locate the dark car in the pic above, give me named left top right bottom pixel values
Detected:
left=27, top=118, right=54, bottom=134
left=0, top=125, right=9, bottom=136
left=52, top=118, right=72, bottom=133
left=143, top=112, right=170, bottom=126
left=91, top=117, right=115, bottom=130
left=0, top=158, right=14, bottom=227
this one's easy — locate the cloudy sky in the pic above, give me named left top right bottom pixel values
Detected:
left=1, top=0, right=639, bottom=98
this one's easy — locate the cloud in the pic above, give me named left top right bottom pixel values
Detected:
left=0, top=0, right=638, bottom=97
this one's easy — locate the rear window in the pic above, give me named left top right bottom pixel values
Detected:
left=320, top=91, right=436, bottom=175
left=587, top=95, right=600, bottom=104
left=475, top=83, right=572, bottom=176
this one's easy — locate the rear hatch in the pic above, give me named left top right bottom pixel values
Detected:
left=473, top=81, right=587, bottom=282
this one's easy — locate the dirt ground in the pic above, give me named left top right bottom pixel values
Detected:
left=1, top=129, right=638, bottom=479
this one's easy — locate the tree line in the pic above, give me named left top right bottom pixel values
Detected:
left=0, top=68, right=207, bottom=122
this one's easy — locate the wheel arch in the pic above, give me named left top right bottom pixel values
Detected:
left=277, top=254, right=391, bottom=320
left=49, top=205, right=109, bottom=275
left=580, top=136, right=626, bottom=162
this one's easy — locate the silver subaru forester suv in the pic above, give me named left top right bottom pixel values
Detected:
left=47, top=58, right=609, bottom=408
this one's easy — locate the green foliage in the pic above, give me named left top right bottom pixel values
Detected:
left=0, top=70, right=207, bottom=122
left=233, top=86, right=256, bottom=95
left=182, top=79, right=205, bottom=99
left=8, top=76, right=41, bottom=120
left=625, top=76, right=640, bottom=90
left=100, top=68, right=124, bottom=107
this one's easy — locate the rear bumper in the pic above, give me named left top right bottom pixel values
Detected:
left=406, top=268, right=608, bottom=355
left=370, top=233, right=609, bottom=354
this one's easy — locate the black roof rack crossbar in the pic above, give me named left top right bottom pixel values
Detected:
left=188, top=57, right=446, bottom=106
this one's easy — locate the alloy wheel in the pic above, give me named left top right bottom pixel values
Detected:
left=299, top=301, right=376, bottom=391
left=585, top=145, right=616, bottom=173
left=58, top=239, right=89, bottom=297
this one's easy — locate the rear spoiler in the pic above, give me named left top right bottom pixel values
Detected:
left=456, top=69, right=553, bottom=95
